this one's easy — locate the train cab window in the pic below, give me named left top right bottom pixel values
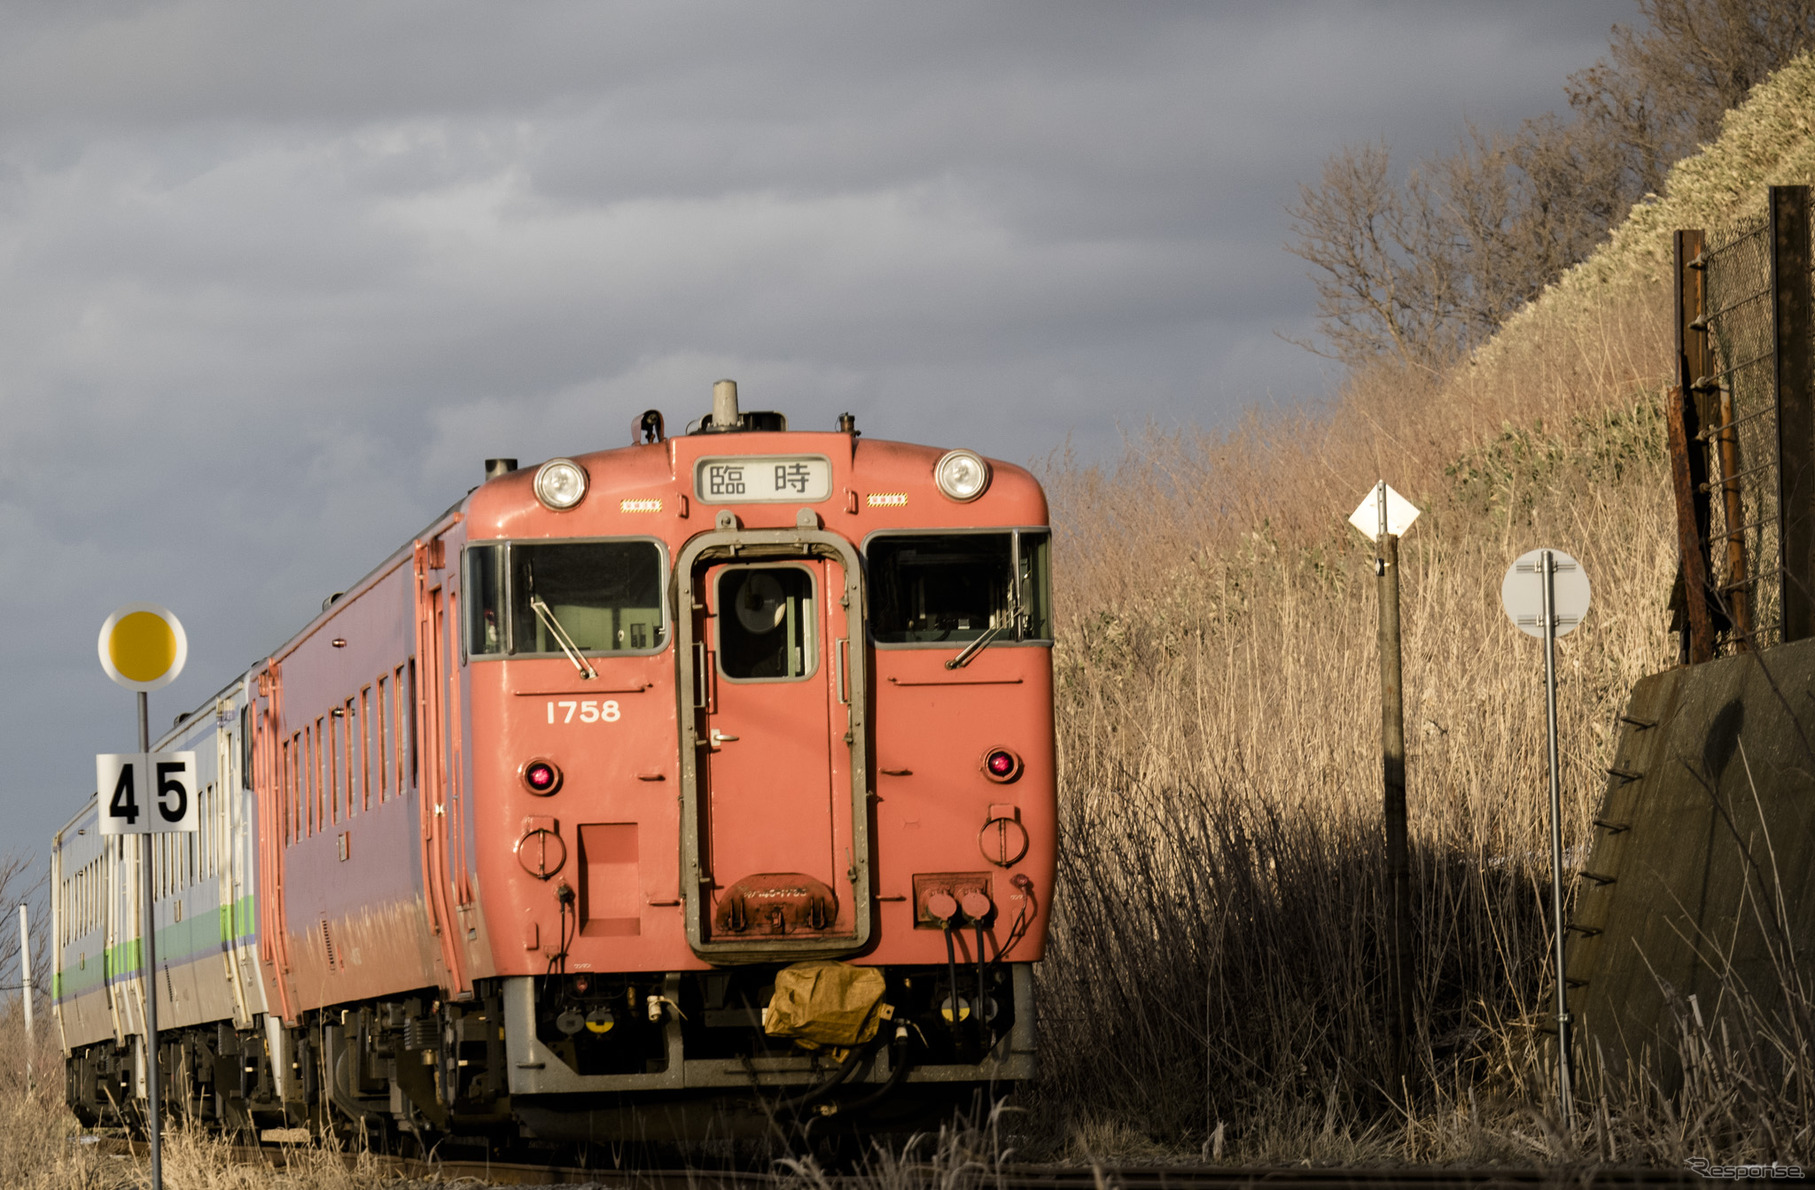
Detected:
left=716, top=565, right=816, bottom=680
left=467, top=540, right=667, bottom=658
left=867, top=530, right=1053, bottom=645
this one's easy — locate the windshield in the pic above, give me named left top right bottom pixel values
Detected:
left=465, top=540, right=667, bottom=658
left=866, top=531, right=1051, bottom=645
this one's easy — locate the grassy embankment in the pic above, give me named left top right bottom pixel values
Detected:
left=1031, top=49, right=1815, bottom=1167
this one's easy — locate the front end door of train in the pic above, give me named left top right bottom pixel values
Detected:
left=676, top=529, right=872, bottom=959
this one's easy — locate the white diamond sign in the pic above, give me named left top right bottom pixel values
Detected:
left=1348, top=482, right=1421, bottom=540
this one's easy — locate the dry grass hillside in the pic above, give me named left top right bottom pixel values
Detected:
left=1030, top=49, right=1815, bottom=1168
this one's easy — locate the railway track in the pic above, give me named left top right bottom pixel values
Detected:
left=94, top=1136, right=1706, bottom=1188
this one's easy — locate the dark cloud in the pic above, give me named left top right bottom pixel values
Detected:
left=0, top=0, right=1634, bottom=849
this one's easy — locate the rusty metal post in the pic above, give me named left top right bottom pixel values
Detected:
left=1667, top=394, right=1716, bottom=662
left=1716, top=393, right=1753, bottom=648
left=1674, top=231, right=1719, bottom=662
left=1774, top=186, right=1815, bottom=642
left=1376, top=512, right=1412, bottom=1087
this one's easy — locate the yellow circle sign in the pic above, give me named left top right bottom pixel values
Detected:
left=98, top=604, right=188, bottom=692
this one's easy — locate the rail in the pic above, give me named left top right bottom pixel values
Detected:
left=91, top=1134, right=1708, bottom=1189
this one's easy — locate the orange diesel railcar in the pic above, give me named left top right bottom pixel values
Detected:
left=57, top=380, right=1054, bottom=1144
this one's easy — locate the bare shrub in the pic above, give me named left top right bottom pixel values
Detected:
left=1284, top=144, right=1468, bottom=374
left=1571, top=0, right=1815, bottom=196
left=1288, top=1, right=1815, bottom=371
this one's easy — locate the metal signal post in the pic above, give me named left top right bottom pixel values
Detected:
left=1500, top=548, right=1590, bottom=1131
left=97, top=603, right=190, bottom=1190
left=137, top=691, right=162, bottom=1190
left=1539, top=551, right=1574, bottom=1129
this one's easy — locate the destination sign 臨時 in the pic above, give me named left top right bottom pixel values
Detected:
left=694, top=456, right=832, bottom=503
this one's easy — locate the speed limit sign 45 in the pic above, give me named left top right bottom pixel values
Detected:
left=96, top=752, right=199, bottom=835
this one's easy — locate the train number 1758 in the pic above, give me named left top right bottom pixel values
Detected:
left=546, top=699, right=621, bottom=724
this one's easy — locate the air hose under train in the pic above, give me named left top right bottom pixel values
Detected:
left=775, top=1021, right=914, bottom=1114
left=774, top=1039, right=870, bottom=1110
left=826, top=1025, right=912, bottom=1115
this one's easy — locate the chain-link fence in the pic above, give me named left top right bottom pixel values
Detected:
left=1674, top=187, right=1815, bottom=660
left=1702, top=214, right=1781, bottom=653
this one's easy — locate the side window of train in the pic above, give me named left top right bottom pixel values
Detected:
left=376, top=674, right=391, bottom=802
left=284, top=734, right=296, bottom=843
left=406, top=659, right=419, bottom=790
left=866, top=530, right=1054, bottom=645
left=240, top=705, right=254, bottom=790
left=361, top=685, right=376, bottom=811
left=1018, top=531, right=1053, bottom=641
left=465, top=543, right=504, bottom=657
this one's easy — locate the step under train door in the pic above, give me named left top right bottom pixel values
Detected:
left=676, top=525, right=871, bottom=962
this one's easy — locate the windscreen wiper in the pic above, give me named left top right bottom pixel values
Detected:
left=945, top=621, right=1008, bottom=670
left=524, top=564, right=597, bottom=680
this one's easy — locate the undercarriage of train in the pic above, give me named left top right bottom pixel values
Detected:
left=66, top=962, right=1035, bottom=1148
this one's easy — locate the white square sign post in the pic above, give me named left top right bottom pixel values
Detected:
left=1347, top=480, right=1421, bottom=540
left=1345, top=480, right=1422, bottom=1087
left=95, top=752, right=199, bottom=836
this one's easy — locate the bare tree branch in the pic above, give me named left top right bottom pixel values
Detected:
left=1284, top=142, right=1465, bottom=374
left=1288, top=0, right=1815, bottom=371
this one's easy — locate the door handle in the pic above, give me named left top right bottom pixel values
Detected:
left=710, top=729, right=739, bottom=746
left=835, top=637, right=849, bottom=705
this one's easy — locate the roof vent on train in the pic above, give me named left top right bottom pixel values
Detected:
left=693, top=378, right=787, bottom=434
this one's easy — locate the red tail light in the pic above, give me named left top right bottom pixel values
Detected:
left=982, top=748, right=1022, bottom=783
left=522, top=759, right=562, bottom=795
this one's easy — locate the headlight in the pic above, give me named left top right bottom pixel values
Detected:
left=935, top=449, right=991, bottom=502
left=534, top=459, right=588, bottom=510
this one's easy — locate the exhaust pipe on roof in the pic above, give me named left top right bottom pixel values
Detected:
left=711, top=379, right=740, bottom=432
left=700, top=378, right=785, bottom=433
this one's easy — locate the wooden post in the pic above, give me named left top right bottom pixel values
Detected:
left=1774, top=186, right=1815, bottom=642
left=1377, top=520, right=1412, bottom=1087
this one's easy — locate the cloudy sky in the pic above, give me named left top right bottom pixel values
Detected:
left=2, top=0, right=1637, bottom=867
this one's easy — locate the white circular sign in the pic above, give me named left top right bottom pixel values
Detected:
left=1501, top=549, right=1591, bottom=639
left=98, top=603, right=188, bottom=691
